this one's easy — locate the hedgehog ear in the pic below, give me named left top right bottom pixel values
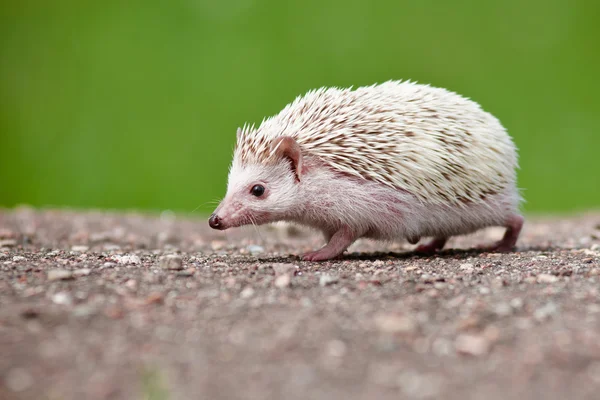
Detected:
left=271, top=136, right=303, bottom=182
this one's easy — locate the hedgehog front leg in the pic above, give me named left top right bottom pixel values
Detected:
left=302, top=225, right=358, bottom=261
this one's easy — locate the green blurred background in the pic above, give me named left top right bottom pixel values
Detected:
left=1, top=0, right=598, bottom=216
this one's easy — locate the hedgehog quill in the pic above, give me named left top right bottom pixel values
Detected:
left=209, top=80, right=524, bottom=261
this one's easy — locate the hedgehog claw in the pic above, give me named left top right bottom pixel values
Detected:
left=479, top=214, right=524, bottom=253
left=301, top=249, right=341, bottom=262
left=414, top=237, right=448, bottom=254
left=302, top=226, right=356, bottom=261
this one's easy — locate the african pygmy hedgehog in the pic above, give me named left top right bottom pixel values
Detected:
left=209, top=80, right=524, bottom=261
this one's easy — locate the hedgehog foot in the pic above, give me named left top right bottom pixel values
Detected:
left=302, top=226, right=357, bottom=261
left=414, top=237, right=448, bottom=254
left=479, top=214, right=524, bottom=252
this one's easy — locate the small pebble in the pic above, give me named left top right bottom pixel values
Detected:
left=510, top=298, right=524, bottom=309
left=274, top=274, right=291, bottom=288
left=494, top=302, right=513, bottom=317
left=12, top=255, right=26, bottom=262
left=47, top=269, right=74, bottom=281
left=326, top=340, right=347, bottom=357
left=5, top=367, right=33, bottom=392
left=73, top=268, right=91, bottom=276
left=537, top=273, right=558, bottom=283
left=240, top=287, right=255, bottom=298
left=73, top=304, right=98, bottom=317
left=71, top=245, right=89, bottom=252
left=52, top=292, right=73, bottom=305
left=319, top=274, right=339, bottom=286
left=104, top=305, right=124, bottom=319
left=211, top=240, right=226, bottom=250
left=272, top=263, right=295, bottom=275
left=455, top=334, right=490, bottom=356
left=446, top=296, right=465, bottom=308
left=114, top=254, right=141, bottom=265
left=20, top=308, right=39, bottom=319
left=432, top=338, right=453, bottom=356
left=459, top=263, right=474, bottom=273
left=534, top=302, right=557, bottom=321
left=125, top=279, right=138, bottom=289
left=145, top=293, right=164, bottom=305
left=247, top=245, right=265, bottom=254
left=159, top=254, right=183, bottom=270
left=224, top=277, right=237, bottom=288
left=374, top=313, right=417, bottom=334
left=176, top=269, right=195, bottom=277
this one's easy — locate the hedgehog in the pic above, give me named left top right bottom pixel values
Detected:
left=208, top=80, right=524, bottom=261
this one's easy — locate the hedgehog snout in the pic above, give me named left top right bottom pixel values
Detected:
left=208, top=214, right=224, bottom=230
left=208, top=199, right=245, bottom=230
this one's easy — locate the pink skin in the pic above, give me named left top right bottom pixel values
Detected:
left=414, top=237, right=448, bottom=254
left=302, top=225, right=356, bottom=261
left=413, top=214, right=524, bottom=255
left=478, top=214, right=524, bottom=252
left=303, top=216, right=523, bottom=260
left=209, top=135, right=524, bottom=261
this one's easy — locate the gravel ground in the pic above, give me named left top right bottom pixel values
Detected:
left=1, top=207, right=600, bottom=400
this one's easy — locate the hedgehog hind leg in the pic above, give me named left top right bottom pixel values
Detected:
left=414, top=237, right=448, bottom=254
left=480, top=214, right=524, bottom=253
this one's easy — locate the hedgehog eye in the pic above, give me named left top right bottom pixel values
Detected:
left=250, top=184, right=265, bottom=197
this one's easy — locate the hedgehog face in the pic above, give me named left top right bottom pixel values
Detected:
left=208, top=160, right=301, bottom=230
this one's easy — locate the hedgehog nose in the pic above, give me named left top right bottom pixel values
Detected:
left=209, top=214, right=222, bottom=229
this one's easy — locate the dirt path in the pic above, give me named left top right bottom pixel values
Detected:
left=1, top=207, right=600, bottom=400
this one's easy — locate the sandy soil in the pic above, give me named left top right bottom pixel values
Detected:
left=1, top=207, right=600, bottom=400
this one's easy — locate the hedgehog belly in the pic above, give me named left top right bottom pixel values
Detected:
left=355, top=182, right=520, bottom=243
left=296, top=163, right=520, bottom=245
left=394, top=188, right=521, bottom=240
